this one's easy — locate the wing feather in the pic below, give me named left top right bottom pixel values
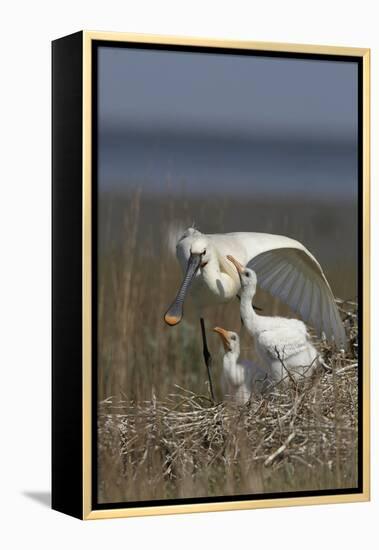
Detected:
left=256, top=257, right=289, bottom=284
left=259, top=328, right=308, bottom=359
left=285, top=268, right=303, bottom=304
left=299, top=279, right=312, bottom=321
left=247, top=248, right=346, bottom=347
left=321, top=289, right=331, bottom=340
left=259, top=260, right=292, bottom=289
left=269, top=264, right=294, bottom=295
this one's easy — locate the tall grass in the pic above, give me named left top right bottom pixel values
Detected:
left=98, top=328, right=358, bottom=503
left=97, top=187, right=358, bottom=503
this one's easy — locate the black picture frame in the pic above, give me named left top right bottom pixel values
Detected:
left=52, top=31, right=370, bottom=520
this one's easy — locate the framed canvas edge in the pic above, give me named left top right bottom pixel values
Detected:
left=81, top=31, right=371, bottom=520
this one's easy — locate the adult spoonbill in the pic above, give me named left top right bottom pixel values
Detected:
left=227, top=256, right=322, bottom=383
left=213, top=326, right=270, bottom=404
left=164, top=227, right=344, bottom=396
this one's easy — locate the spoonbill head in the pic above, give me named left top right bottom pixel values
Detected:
left=227, top=255, right=257, bottom=293
left=213, top=326, right=240, bottom=355
left=164, top=229, right=239, bottom=326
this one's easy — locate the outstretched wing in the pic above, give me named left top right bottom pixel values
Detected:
left=247, top=248, right=346, bottom=348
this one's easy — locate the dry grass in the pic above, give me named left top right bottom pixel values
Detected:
left=98, top=301, right=358, bottom=504
left=97, top=188, right=358, bottom=504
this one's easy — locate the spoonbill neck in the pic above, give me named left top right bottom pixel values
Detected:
left=223, top=351, right=236, bottom=369
left=240, top=287, right=265, bottom=334
left=223, top=350, right=242, bottom=380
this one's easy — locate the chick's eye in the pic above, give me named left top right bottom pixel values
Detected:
left=245, top=272, right=250, bottom=277
left=231, top=335, right=236, bottom=341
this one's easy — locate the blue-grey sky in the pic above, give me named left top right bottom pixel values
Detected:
left=97, top=46, right=358, bottom=198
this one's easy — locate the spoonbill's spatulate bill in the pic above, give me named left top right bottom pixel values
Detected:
left=227, top=256, right=322, bottom=383
left=213, top=327, right=270, bottom=404
left=164, top=227, right=346, bottom=347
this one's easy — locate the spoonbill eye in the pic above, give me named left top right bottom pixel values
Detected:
left=245, top=272, right=250, bottom=277
left=231, top=335, right=236, bottom=340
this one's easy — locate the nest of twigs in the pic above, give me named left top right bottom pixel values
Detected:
left=98, top=300, right=358, bottom=502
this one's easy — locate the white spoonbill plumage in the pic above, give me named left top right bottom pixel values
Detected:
left=213, top=327, right=270, bottom=404
left=164, top=227, right=345, bottom=347
left=227, top=256, right=322, bottom=383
